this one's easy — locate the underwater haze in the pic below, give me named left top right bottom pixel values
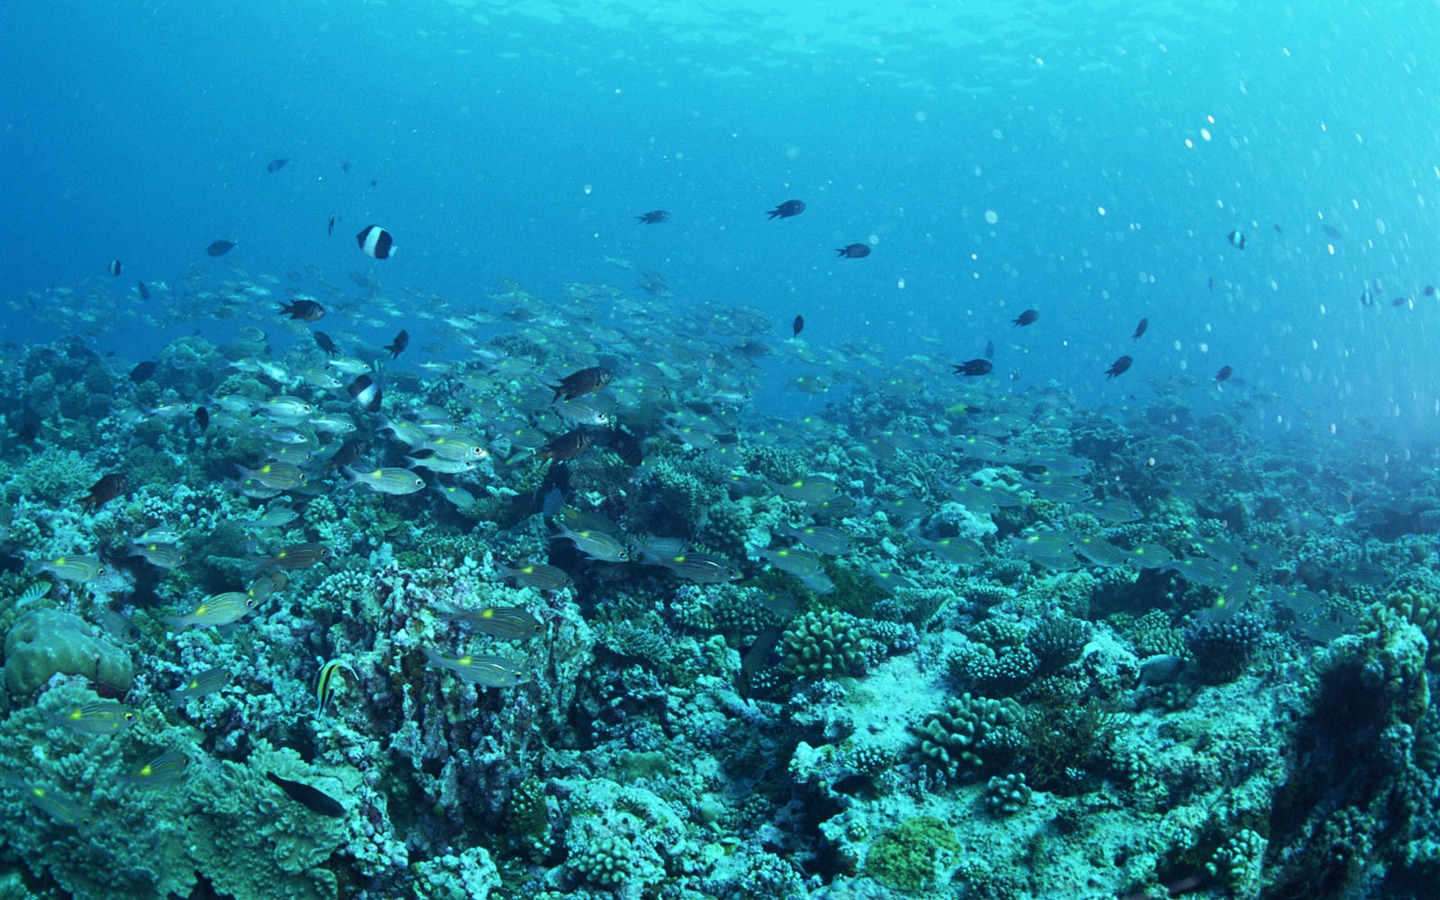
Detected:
left=2, top=1, right=1440, bottom=898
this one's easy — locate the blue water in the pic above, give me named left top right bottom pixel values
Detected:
left=3, top=1, right=1436, bottom=444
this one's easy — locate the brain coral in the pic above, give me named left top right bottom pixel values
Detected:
left=3, top=608, right=133, bottom=696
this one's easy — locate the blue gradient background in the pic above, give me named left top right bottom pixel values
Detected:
left=2, top=2, right=1436, bottom=444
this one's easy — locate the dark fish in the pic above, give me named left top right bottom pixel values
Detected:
left=1012, top=309, right=1038, bottom=327
left=596, top=426, right=644, bottom=467
left=836, top=243, right=870, bottom=258
left=792, top=315, right=805, bottom=338
left=1105, top=355, right=1133, bottom=379
left=541, top=486, right=564, bottom=520
left=313, top=332, right=339, bottom=356
left=195, top=406, right=210, bottom=431
left=346, top=374, right=382, bottom=412
left=326, top=439, right=364, bottom=471
left=341, top=160, right=352, bottom=173
left=1207, top=277, right=1214, bottom=292
left=136, top=280, right=150, bottom=300
left=356, top=225, right=394, bottom=259
left=279, top=299, right=326, bottom=322
left=369, top=178, right=378, bottom=187
left=1424, top=285, right=1436, bottom=297
left=538, top=430, right=592, bottom=462
left=635, top=210, right=669, bottom=224
left=266, top=158, right=290, bottom=173
left=80, top=473, right=127, bottom=512
left=549, top=366, right=612, bottom=402
left=984, top=339, right=995, bottom=359
left=738, top=624, right=785, bottom=699
left=1322, top=224, right=1343, bottom=240
left=206, top=240, right=237, bottom=257
left=1226, top=230, right=1246, bottom=250
left=128, top=361, right=157, bottom=383
left=951, top=359, right=993, bottom=377
left=107, top=259, right=122, bottom=277
left=265, top=772, right=344, bottom=818
left=383, top=329, right=409, bottom=358
left=1215, top=365, right=1233, bottom=383
left=766, top=199, right=806, bottom=219
left=1391, top=296, right=1411, bottom=308
left=327, top=215, right=336, bottom=236
left=1132, top=317, right=1148, bottom=340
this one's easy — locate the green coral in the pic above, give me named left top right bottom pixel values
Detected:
left=506, top=777, right=555, bottom=863
left=780, top=609, right=866, bottom=678
left=572, top=834, right=635, bottom=887
left=914, top=692, right=1022, bottom=781
left=866, top=815, right=960, bottom=891
left=3, top=609, right=134, bottom=696
left=1206, top=828, right=1267, bottom=894
left=983, top=772, right=1033, bottom=816
left=1386, top=589, right=1440, bottom=668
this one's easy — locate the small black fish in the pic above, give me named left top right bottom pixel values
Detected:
left=595, top=425, right=644, bottom=467
left=1226, top=230, right=1246, bottom=250
left=266, top=158, right=290, bottom=173
left=549, top=366, right=612, bottom=402
left=1391, top=296, right=1411, bottom=308
left=1322, top=225, right=1343, bottom=240
left=326, top=439, right=364, bottom=471
left=1012, top=309, right=1038, bottom=327
left=313, top=332, right=339, bottom=356
left=383, top=329, right=409, bottom=358
left=1132, top=317, right=1148, bottom=340
left=1207, top=278, right=1214, bottom=292
left=207, top=240, right=237, bottom=257
left=136, top=280, right=150, bottom=300
left=369, top=178, right=378, bottom=187
left=1215, top=365, right=1233, bottom=383
left=107, top=259, right=122, bottom=277
left=279, top=299, right=326, bottom=322
left=1424, top=285, right=1436, bottom=297
left=195, top=406, right=210, bottom=431
left=766, top=199, right=806, bottom=219
left=951, top=359, right=993, bottom=377
left=80, top=472, right=128, bottom=512
left=265, top=772, right=345, bottom=818
left=792, top=315, right=805, bottom=338
left=984, top=339, right=995, bottom=360
left=341, top=160, right=352, bottom=173
left=347, top=374, right=382, bottom=412
left=1104, top=355, right=1133, bottom=379
left=636, top=210, right=669, bottom=224
left=128, top=361, right=157, bottom=383
left=356, top=224, right=394, bottom=259
left=327, top=215, right=336, bottom=236
left=836, top=243, right=870, bottom=259
left=539, top=429, right=591, bottom=462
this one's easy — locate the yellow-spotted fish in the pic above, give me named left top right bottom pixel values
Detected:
left=441, top=605, right=545, bottom=640
left=121, top=749, right=191, bottom=788
left=7, top=777, right=88, bottom=825
left=163, top=591, right=257, bottom=630
left=29, top=554, right=105, bottom=584
left=47, top=701, right=137, bottom=736
left=171, top=667, right=232, bottom=700
left=421, top=648, right=531, bottom=688
left=342, top=466, right=426, bottom=495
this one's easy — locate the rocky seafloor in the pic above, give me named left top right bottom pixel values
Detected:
left=2, top=275, right=1439, bottom=900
